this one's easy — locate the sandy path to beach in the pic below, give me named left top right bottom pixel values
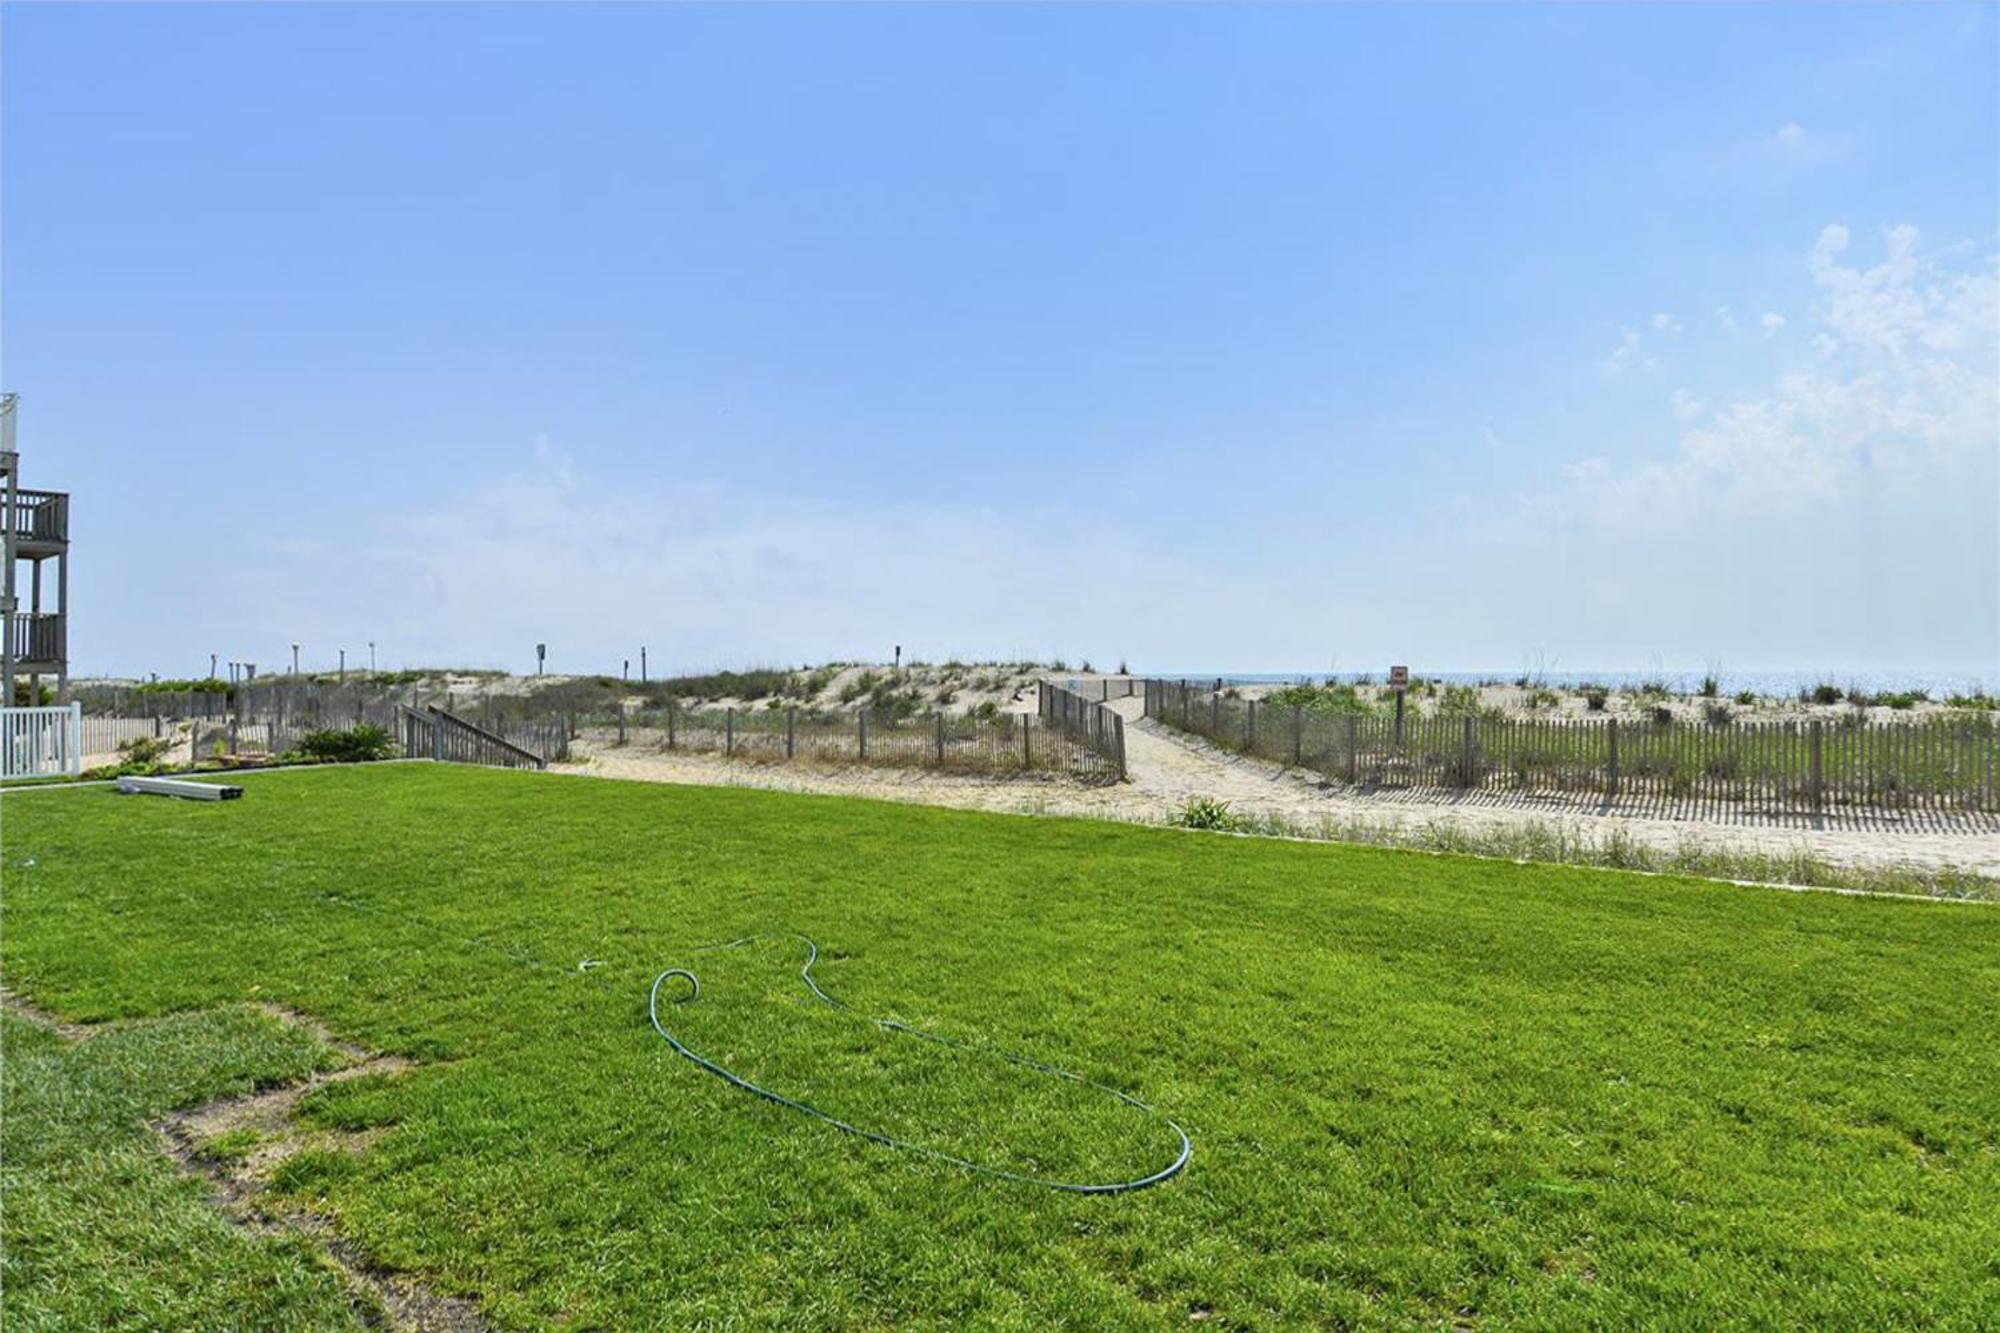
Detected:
left=564, top=697, right=2000, bottom=880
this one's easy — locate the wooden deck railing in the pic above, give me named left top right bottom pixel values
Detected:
left=400, top=705, right=548, bottom=770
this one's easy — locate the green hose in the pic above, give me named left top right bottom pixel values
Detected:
left=649, top=934, right=1191, bottom=1194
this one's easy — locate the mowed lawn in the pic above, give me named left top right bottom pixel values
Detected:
left=3, top=765, right=1997, bottom=1330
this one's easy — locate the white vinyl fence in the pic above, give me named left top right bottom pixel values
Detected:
left=1, top=704, right=82, bottom=782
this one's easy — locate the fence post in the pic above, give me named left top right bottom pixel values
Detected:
left=858, top=710, right=868, bottom=760
left=667, top=700, right=677, bottom=750
left=1292, top=705, right=1303, bottom=766
left=1460, top=715, right=1475, bottom=787
left=935, top=712, right=945, bottom=765
left=617, top=702, right=627, bottom=746
left=1246, top=699, right=1257, bottom=751
left=726, top=708, right=735, bottom=755
left=1810, top=719, right=1824, bottom=824
left=1116, top=712, right=1127, bottom=780
left=1345, top=714, right=1358, bottom=784
left=1021, top=713, right=1030, bottom=768
left=786, top=707, right=796, bottom=760
left=1606, top=718, right=1619, bottom=801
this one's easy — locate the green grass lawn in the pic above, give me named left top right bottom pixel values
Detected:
left=3, top=765, right=1997, bottom=1329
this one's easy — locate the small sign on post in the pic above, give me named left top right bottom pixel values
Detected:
left=1388, top=665, right=1410, bottom=691
left=536, top=643, right=547, bottom=676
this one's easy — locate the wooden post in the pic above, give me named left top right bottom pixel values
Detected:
left=1246, top=698, right=1257, bottom=751
left=1606, top=718, right=1619, bottom=801
left=935, top=712, right=945, bottom=764
left=1292, top=705, right=1303, bottom=766
left=726, top=708, right=735, bottom=755
left=858, top=710, right=868, bottom=760
left=1810, top=719, right=1824, bottom=825
left=1345, top=714, right=1358, bottom=784
left=786, top=707, right=796, bottom=759
left=1461, top=715, right=1475, bottom=787
left=1394, top=689, right=1406, bottom=746
left=667, top=699, right=677, bottom=750
left=1021, top=713, right=1031, bottom=768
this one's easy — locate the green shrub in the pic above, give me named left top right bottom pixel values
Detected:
left=82, top=735, right=177, bottom=780
left=1803, top=683, right=1843, bottom=706
left=1699, top=675, right=1720, bottom=699
left=1733, top=690, right=1757, bottom=706
left=1267, top=683, right=1374, bottom=716
left=120, top=736, right=171, bottom=765
left=1171, top=797, right=1252, bottom=832
left=295, top=725, right=393, bottom=763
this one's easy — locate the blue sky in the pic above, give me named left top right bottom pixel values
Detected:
left=4, top=3, right=1995, bottom=681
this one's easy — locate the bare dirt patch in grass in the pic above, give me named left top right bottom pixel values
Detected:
left=151, top=1021, right=484, bottom=1333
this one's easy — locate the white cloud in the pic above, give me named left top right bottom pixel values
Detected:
left=1594, top=328, right=1655, bottom=378
left=1809, top=222, right=1991, bottom=357
left=1651, top=312, right=1682, bottom=337
left=1760, top=311, right=1787, bottom=337
left=1472, top=223, right=1998, bottom=670
left=1746, top=120, right=1853, bottom=170
left=1715, top=305, right=1740, bottom=335
left=531, top=433, right=575, bottom=489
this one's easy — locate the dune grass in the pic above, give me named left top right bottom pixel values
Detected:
left=2, top=765, right=1997, bottom=1328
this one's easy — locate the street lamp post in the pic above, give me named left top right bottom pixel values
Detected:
left=291, top=644, right=300, bottom=675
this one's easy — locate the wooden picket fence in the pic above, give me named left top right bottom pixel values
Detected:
left=1145, top=679, right=2000, bottom=817
left=1038, top=682, right=1127, bottom=779
left=585, top=700, right=1117, bottom=779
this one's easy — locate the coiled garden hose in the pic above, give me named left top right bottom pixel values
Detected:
left=648, top=934, right=1191, bottom=1194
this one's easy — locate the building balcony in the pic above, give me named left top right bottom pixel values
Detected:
left=6, top=489, right=68, bottom=555
left=3, top=612, right=64, bottom=669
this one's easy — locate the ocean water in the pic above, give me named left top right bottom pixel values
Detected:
left=1149, top=669, right=1998, bottom=698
